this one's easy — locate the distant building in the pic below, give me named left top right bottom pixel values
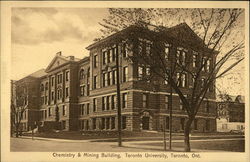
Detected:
left=217, top=95, right=245, bottom=132
left=11, top=23, right=217, bottom=132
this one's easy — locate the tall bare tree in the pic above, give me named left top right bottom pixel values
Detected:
left=99, top=8, right=245, bottom=151
left=11, top=84, right=29, bottom=137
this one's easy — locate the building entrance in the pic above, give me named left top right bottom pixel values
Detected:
left=142, top=116, right=150, bottom=130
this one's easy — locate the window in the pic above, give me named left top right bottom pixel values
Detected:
left=106, top=96, right=110, bottom=110
left=93, top=98, right=97, bottom=112
left=103, top=73, right=107, bottom=87
left=194, top=119, right=198, bottom=130
left=41, top=84, right=44, bottom=91
left=180, top=99, right=184, bottom=110
left=107, top=71, right=112, bottom=86
left=80, top=104, right=85, bottom=115
left=93, top=75, right=97, bottom=89
left=176, top=47, right=187, bottom=66
left=165, top=95, right=169, bottom=109
left=81, top=120, right=85, bottom=130
left=202, top=57, right=206, bottom=71
left=181, top=73, right=187, bottom=87
left=111, top=46, right=116, bottom=61
left=65, top=87, right=69, bottom=98
left=165, top=43, right=170, bottom=60
left=86, top=120, right=89, bottom=130
left=62, top=105, right=66, bottom=116
left=101, top=118, right=105, bottom=130
left=122, top=116, right=127, bottom=129
left=51, top=77, right=54, bottom=86
left=107, top=50, right=111, bottom=63
left=111, top=117, right=115, bottom=129
left=102, top=97, right=106, bottom=111
left=92, top=118, right=96, bottom=130
left=138, top=66, right=143, bottom=80
left=145, top=42, right=151, bottom=56
left=80, top=69, right=84, bottom=80
left=193, top=52, right=198, bottom=68
left=181, top=118, right=185, bottom=130
left=111, top=95, right=116, bottom=110
left=86, top=103, right=90, bottom=114
left=49, top=107, right=52, bottom=117
left=122, top=93, right=127, bottom=108
left=142, top=93, right=148, bottom=108
left=102, top=51, right=107, bottom=65
left=51, top=91, right=54, bottom=101
left=177, top=72, right=187, bottom=87
left=44, top=110, right=47, bottom=119
left=86, top=84, right=90, bottom=96
left=206, top=59, right=211, bottom=72
left=166, top=116, right=170, bottom=129
left=65, top=71, right=69, bottom=81
left=122, top=43, right=128, bottom=57
left=41, top=96, right=44, bottom=104
left=45, top=96, right=48, bottom=104
left=94, top=54, right=98, bottom=68
left=106, top=118, right=110, bottom=129
left=123, top=66, right=128, bottom=82
left=112, top=70, right=117, bottom=85
left=45, top=82, right=48, bottom=90
left=80, top=85, right=85, bottom=96
left=206, top=101, right=210, bottom=113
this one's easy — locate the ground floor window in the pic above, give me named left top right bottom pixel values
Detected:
left=165, top=117, right=169, bottom=130
left=111, top=117, right=115, bottom=129
left=92, top=118, right=96, bottom=130
left=122, top=116, right=127, bottom=129
left=101, top=118, right=105, bottom=130
left=106, top=118, right=110, bottom=129
left=86, top=120, right=89, bottom=130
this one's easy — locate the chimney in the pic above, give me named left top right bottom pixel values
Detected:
left=56, top=51, right=62, bottom=56
left=69, top=56, right=74, bottom=61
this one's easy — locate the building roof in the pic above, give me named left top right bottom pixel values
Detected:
left=29, top=69, right=47, bottom=78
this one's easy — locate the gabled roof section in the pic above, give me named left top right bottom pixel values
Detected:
left=29, top=69, right=47, bottom=78
left=45, top=52, right=80, bottom=73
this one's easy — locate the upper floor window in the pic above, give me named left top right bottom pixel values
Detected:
left=123, top=66, right=128, bottom=82
left=180, top=99, right=184, bottom=110
left=122, top=93, right=127, bottom=108
left=45, top=82, right=48, bottom=90
left=102, top=50, right=107, bottom=65
left=164, top=43, right=171, bottom=60
left=80, top=85, right=85, bottom=96
left=193, top=51, right=198, bottom=68
left=93, top=98, right=97, bottom=112
left=176, top=47, right=187, bottom=66
left=41, top=84, right=44, bottom=91
left=111, top=46, right=117, bottom=61
left=65, top=71, right=69, bottom=81
left=93, top=75, right=97, bottom=89
left=138, top=66, right=143, bottom=80
left=51, top=77, right=54, bottom=87
left=206, top=59, right=211, bottom=72
left=65, top=87, right=69, bottom=98
left=122, top=43, right=128, bottom=57
left=112, top=70, right=117, bottom=85
left=177, top=72, right=187, bottom=87
left=51, top=91, right=54, bottom=101
left=62, top=105, right=66, bottom=116
left=79, top=69, right=84, bottom=80
left=111, top=95, right=116, bottom=110
left=206, top=101, right=210, bottom=113
left=93, top=54, right=98, bottom=68
left=202, top=57, right=206, bottom=71
left=48, top=107, right=52, bottom=117
left=165, top=95, right=169, bottom=109
left=57, top=74, right=63, bottom=84
left=86, top=103, right=90, bottom=114
left=80, top=104, right=85, bottom=115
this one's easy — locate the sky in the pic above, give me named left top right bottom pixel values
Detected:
left=11, top=7, right=245, bottom=96
left=11, top=8, right=108, bottom=80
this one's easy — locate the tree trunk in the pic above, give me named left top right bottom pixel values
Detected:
left=184, top=118, right=194, bottom=152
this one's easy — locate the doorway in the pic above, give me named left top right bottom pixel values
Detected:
left=142, top=116, right=150, bottom=130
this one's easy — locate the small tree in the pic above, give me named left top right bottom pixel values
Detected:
left=99, top=8, right=245, bottom=151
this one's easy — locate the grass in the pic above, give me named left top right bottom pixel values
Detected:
left=134, top=139, right=245, bottom=152
left=22, top=130, right=244, bottom=141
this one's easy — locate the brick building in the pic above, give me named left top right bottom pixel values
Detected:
left=217, top=95, right=245, bottom=132
left=11, top=23, right=217, bottom=132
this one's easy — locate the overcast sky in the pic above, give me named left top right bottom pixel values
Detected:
left=11, top=7, right=245, bottom=96
left=11, top=8, right=108, bottom=80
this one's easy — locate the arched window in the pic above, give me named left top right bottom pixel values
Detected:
left=79, top=69, right=84, bottom=80
left=41, top=84, right=44, bottom=91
